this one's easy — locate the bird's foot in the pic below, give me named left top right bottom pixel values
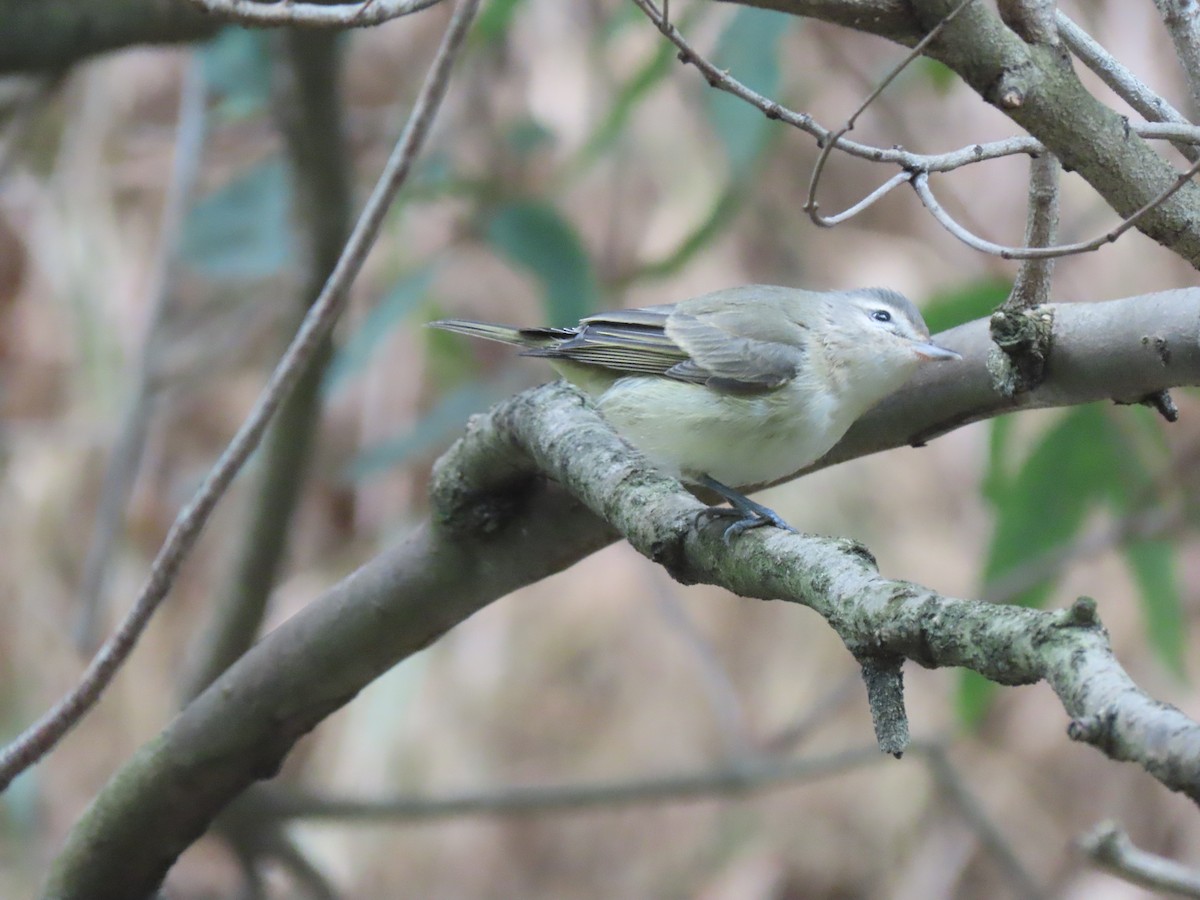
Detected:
left=695, top=475, right=798, bottom=545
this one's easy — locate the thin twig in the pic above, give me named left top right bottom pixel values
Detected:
left=629, top=0, right=1042, bottom=172
left=812, top=171, right=912, bottom=226
left=806, top=0, right=979, bottom=225
left=75, top=53, right=208, bottom=651
left=651, top=578, right=752, bottom=757
left=925, top=743, right=1048, bottom=900
left=186, top=0, right=444, bottom=27
left=1006, top=151, right=1060, bottom=308
left=1150, top=0, right=1200, bottom=117
left=260, top=745, right=890, bottom=820
left=0, top=0, right=482, bottom=794
left=1080, top=821, right=1200, bottom=898
left=912, top=153, right=1200, bottom=259
left=1057, top=12, right=1198, bottom=163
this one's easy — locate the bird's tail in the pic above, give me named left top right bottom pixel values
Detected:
left=427, top=318, right=570, bottom=351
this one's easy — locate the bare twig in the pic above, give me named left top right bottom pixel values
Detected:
left=1151, top=0, right=1200, bottom=117
left=259, top=745, right=890, bottom=820
left=186, top=0, right=444, bottom=27
left=911, top=153, right=1200, bottom=259
left=630, top=0, right=1200, bottom=252
left=925, top=743, right=1048, bottom=899
left=0, top=0, right=482, bottom=794
left=179, top=27, right=353, bottom=704
left=629, top=0, right=1043, bottom=172
left=1006, top=152, right=1060, bottom=308
left=75, top=53, right=208, bottom=651
left=651, top=580, right=752, bottom=757
left=806, top=0, right=979, bottom=225
left=1080, top=821, right=1200, bottom=898
left=1057, top=12, right=1198, bottom=162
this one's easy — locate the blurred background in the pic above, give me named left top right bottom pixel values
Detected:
left=2, top=0, right=1200, bottom=896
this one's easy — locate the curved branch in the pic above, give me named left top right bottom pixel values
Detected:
left=46, top=289, right=1200, bottom=895
left=186, top=0, right=445, bottom=27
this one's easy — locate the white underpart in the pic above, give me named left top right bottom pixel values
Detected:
left=591, top=363, right=899, bottom=487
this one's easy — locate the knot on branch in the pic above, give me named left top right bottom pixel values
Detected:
left=1058, top=595, right=1101, bottom=629
left=1067, top=706, right=1120, bottom=754
left=987, top=305, right=1054, bottom=397
left=853, top=652, right=910, bottom=758
left=997, top=0, right=1060, bottom=47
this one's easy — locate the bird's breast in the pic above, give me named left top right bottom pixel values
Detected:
left=593, top=376, right=852, bottom=487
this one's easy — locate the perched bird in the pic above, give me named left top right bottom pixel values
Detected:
left=430, top=285, right=960, bottom=540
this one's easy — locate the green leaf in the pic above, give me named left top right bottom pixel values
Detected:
left=703, top=8, right=789, bottom=173
left=918, top=58, right=957, bottom=95
left=960, top=405, right=1124, bottom=725
left=921, top=277, right=1011, bottom=335
left=1125, top=539, right=1187, bottom=678
left=475, top=0, right=527, bottom=42
left=181, top=158, right=292, bottom=279
left=982, top=406, right=1117, bottom=592
left=982, top=417, right=1015, bottom=505
left=486, top=201, right=599, bottom=325
left=203, top=27, right=272, bottom=119
left=955, top=671, right=996, bottom=728
left=325, top=267, right=435, bottom=394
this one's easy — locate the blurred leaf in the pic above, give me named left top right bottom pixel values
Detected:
left=955, top=671, right=995, bottom=728
left=203, top=27, right=272, bottom=119
left=345, top=383, right=495, bottom=480
left=575, top=36, right=676, bottom=170
left=475, top=0, right=527, bottom=42
left=1125, top=539, right=1187, bottom=678
left=921, top=277, right=1011, bottom=335
left=181, top=158, right=292, bottom=279
left=325, top=267, right=435, bottom=394
left=487, top=201, right=598, bottom=325
left=505, top=118, right=555, bottom=158
left=918, top=58, right=957, bottom=95
left=703, top=8, right=790, bottom=173
left=982, top=405, right=1118, bottom=591
left=982, top=416, right=1015, bottom=505
left=959, top=405, right=1124, bottom=725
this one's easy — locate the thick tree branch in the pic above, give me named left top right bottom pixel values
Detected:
left=718, top=0, right=1200, bottom=268
left=47, top=290, right=1200, bottom=895
left=0, top=0, right=218, bottom=73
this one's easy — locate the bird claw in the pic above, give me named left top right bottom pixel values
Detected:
left=698, top=505, right=798, bottom=545
left=693, top=474, right=798, bottom=544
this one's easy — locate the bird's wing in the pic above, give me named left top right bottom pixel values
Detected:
left=522, top=301, right=804, bottom=394
left=664, top=308, right=804, bottom=392
left=520, top=304, right=695, bottom=379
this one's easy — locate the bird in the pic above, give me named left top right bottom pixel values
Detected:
left=429, top=284, right=960, bottom=541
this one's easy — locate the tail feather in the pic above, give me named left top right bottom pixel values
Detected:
left=427, top=318, right=572, bottom=350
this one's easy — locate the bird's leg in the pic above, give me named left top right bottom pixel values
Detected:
left=695, top=475, right=798, bottom=544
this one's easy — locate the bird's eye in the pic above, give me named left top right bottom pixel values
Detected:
left=871, top=309, right=892, bottom=323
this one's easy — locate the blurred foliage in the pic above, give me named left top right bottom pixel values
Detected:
left=703, top=8, right=790, bottom=174
left=959, top=403, right=1185, bottom=724
left=180, top=157, right=293, bottom=279
left=921, top=277, right=1011, bottom=334
left=326, top=267, right=436, bottom=394
left=485, top=201, right=600, bottom=326
left=202, top=27, right=273, bottom=120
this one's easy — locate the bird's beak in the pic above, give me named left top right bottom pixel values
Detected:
left=911, top=340, right=961, bottom=361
